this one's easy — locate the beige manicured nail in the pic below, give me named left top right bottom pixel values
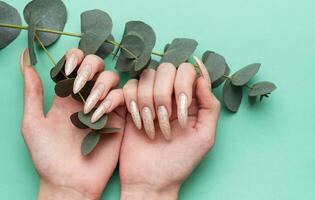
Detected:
left=157, top=106, right=171, bottom=140
left=20, top=48, right=31, bottom=74
left=130, top=100, right=142, bottom=130
left=142, top=107, right=155, bottom=139
left=84, top=83, right=105, bottom=114
left=91, top=100, right=111, bottom=123
left=178, top=93, right=188, bottom=128
left=65, top=54, right=78, bottom=76
left=73, top=65, right=91, bottom=94
left=193, top=56, right=211, bottom=86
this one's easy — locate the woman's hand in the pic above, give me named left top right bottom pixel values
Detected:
left=20, top=48, right=125, bottom=200
left=119, top=58, right=221, bottom=199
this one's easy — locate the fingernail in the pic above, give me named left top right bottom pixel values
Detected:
left=157, top=106, right=171, bottom=140
left=84, top=83, right=105, bottom=114
left=178, top=93, right=188, bottom=128
left=65, top=54, right=78, bottom=76
left=193, top=56, right=211, bottom=86
left=91, top=100, right=112, bottom=123
left=73, top=65, right=91, bottom=94
left=20, top=48, right=31, bottom=75
left=142, top=107, right=155, bottom=139
left=130, top=100, right=142, bottom=130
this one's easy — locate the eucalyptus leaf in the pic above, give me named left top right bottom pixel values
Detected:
left=96, top=34, right=115, bottom=59
left=96, top=127, right=120, bottom=134
left=54, top=78, right=75, bottom=97
left=23, top=0, right=67, bottom=46
left=134, top=51, right=151, bottom=71
left=81, top=131, right=100, bottom=156
left=212, top=65, right=230, bottom=88
left=163, top=43, right=170, bottom=53
left=161, top=38, right=198, bottom=67
left=79, top=9, right=112, bottom=55
left=50, top=55, right=66, bottom=82
left=147, top=59, right=159, bottom=70
left=70, top=112, right=88, bottom=129
left=248, top=96, right=257, bottom=105
left=121, top=32, right=145, bottom=59
left=231, top=63, right=261, bottom=86
left=249, top=81, right=276, bottom=96
left=202, top=51, right=229, bottom=86
left=28, top=20, right=37, bottom=65
left=78, top=110, right=108, bottom=130
left=71, top=81, right=95, bottom=102
left=223, top=80, right=243, bottom=112
left=115, top=53, right=134, bottom=72
left=0, top=1, right=22, bottom=49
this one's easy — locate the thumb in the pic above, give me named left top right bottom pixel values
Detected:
left=21, top=48, right=44, bottom=120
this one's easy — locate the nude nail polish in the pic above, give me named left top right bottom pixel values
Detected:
left=73, top=65, right=91, bottom=94
left=91, top=100, right=111, bottom=123
left=65, top=54, right=78, bottom=76
left=157, top=106, right=171, bottom=140
left=142, top=107, right=155, bottom=139
left=130, top=100, right=142, bottom=130
left=193, top=56, right=211, bottom=87
left=84, top=83, right=105, bottom=114
left=178, top=93, right=188, bottom=128
left=20, top=48, right=31, bottom=75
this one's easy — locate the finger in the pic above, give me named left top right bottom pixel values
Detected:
left=64, top=48, right=84, bottom=76
left=20, top=48, right=44, bottom=121
left=154, top=63, right=176, bottom=140
left=84, top=71, right=119, bottom=114
left=73, top=54, right=104, bottom=94
left=195, top=77, right=221, bottom=134
left=91, top=89, right=125, bottom=123
left=123, top=79, right=142, bottom=130
left=193, top=56, right=211, bottom=88
left=174, top=63, right=197, bottom=128
left=138, top=69, right=156, bottom=140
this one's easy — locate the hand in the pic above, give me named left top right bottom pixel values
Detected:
left=20, top=48, right=125, bottom=200
left=119, top=58, right=221, bottom=199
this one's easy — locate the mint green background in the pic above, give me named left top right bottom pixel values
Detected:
left=1, top=0, right=315, bottom=199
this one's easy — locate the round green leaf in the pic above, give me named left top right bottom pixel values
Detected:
left=78, top=110, right=108, bottom=130
left=147, top=59, right=159, bottom=70
left=96, top=34, right=115, bottom=59
left=81, top=132, right=100, bottom=156
left=0, top=1, right=22, bottom=49
left=231, top=63, right=261, bottom=86
left=50, top=55, right=66, bottom=83
left=115, top=53, right=134, bottom=72
left=160, top=38, right=198, bottom=67
left=223, top=80, right=243, bottom=112
left=23, top=0, right=67, bottom=46
left=54, top=78, right=75, bottom=97
left=249, top=81, right=276, bottom=96
left=96, top=127, right=120, bottom=134
left=79, top=9, right=112, bottom=55
left=27, top=20, right=37, bottom=65
left=70, top=112, right=88, bottom=129
left=121, top=33, right=145, bottom=59
left=203, top=51, right=229, bottom=85
left=163, top=43, right=170, bottom=53
left=212, top=65, right=230, bottom=88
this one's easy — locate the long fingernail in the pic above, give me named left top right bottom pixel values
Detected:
left=178, top=93, right=188, bottom=128
left=73, top=65, right=91, bottom=94
left=130, top=100, right=142, bottom=130
left=65, top=54, right=78, bottom=76
left=84, top=83, right=105, bottom=114
left=193, top=56, right=211, bottom=86
left=142, top=107, right=155, bottom=139
left=157, top=106, right=171, bottom=140
left=91, top=100, right=112, bottom=123
left=20, top=48, right=31, bottom=75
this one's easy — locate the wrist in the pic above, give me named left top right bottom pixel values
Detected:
left=38, top=178, right=98, bottom=200
left=120, top=183, right=180, bottom=200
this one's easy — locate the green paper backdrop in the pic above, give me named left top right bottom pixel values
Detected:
left=0, top=0, right=314, bottom=199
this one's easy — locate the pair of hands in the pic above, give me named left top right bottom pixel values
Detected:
left=20, top=48, right=220, bottom=200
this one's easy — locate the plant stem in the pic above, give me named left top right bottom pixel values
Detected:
left=0, top=23, right=164, bottom=59
left=35, top=34, right=86, bottom=103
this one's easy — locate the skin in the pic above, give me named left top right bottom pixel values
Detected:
left=21, top=49, right=125, bottom=200
left=21, top=47, right=220, bottom=199
left=120, top=62, right=221, bottom=199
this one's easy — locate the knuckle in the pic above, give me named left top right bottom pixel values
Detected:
left=154, top=90, right=171, bottom=103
